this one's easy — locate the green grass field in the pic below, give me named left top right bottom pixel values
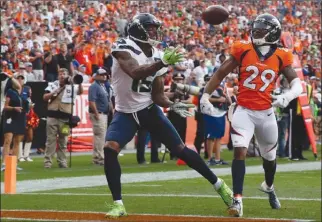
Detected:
left=1, top=148, right=321, bottom=221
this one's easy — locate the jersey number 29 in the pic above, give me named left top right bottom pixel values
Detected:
left=243, top=66, right=276, bottom=92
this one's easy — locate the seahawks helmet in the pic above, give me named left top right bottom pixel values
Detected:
left=251, top=13, right=282, bottom=46
left=127, top=13, right=162, bottom=47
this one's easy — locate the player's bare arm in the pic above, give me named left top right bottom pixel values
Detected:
left=200, top=56, right=238, bottom=116
left=204, top=56, right=239, bottom=95
left=152, top=75, right=174, bottom=108
left=281, top=65, right=299, bottom=83
left=112, top=51, right=166, bottom=80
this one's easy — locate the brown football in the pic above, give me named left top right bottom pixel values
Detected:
left=202, top=5, right=229, bottom=25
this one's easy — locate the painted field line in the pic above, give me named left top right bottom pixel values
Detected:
left=1, top=218, right=76, bottom=222
left=0, top=209, right=314, bottom=222
left=1, top=161, right=320, bottom=194
left=18, top=192, right=321, bottom=201
left=124, top=184, right=162, bottom=187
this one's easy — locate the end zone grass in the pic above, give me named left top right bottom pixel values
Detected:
left=1, top=170, right=321, bottom=221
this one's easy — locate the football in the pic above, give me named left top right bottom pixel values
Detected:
left=201, top=5, right=229, bottom=25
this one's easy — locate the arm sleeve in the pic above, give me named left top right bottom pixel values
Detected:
left=281, top=50, right=294, bottom=70
left=229, top=41, right=246, bottom=64
left=45, top=81, right=59, bottom=93
left=88, top=85, right=97, bottom=102
left=4, top=79, right=12, bottom=94
left=6, top=89, right=14, bottom=100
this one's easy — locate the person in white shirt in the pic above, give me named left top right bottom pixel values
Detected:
left=192, top=60, right=208, bottom=87
left=25, top=62, right=36, bottom=82
left=53, top=4, right=64, bottom=21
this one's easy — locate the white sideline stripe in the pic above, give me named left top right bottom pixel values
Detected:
left=18, top=192, right=321, bottom=201
left=1, top=162, right=320, bottom=194
left=1, top=210, right=315, bottom=222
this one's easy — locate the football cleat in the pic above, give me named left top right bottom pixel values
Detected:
left=259, top=181, right=281, bottom=209
left=228, top=198, right=243, bottom=217
left=105, top=202, right=128, bottom=218
left=215, top=179, right=233, bottom=207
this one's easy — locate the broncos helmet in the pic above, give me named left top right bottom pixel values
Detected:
left=251, top=13, right=282, bottom=46
left=127, top=13, right=162, bottom=47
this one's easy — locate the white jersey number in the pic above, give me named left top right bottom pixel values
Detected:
left=132, top=78, right=153, bottom=93
left=243, top=66, right=276, bottom=92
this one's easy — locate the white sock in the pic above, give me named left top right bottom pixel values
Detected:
left=263, top=181, right=274, bottom=190
left=213, top=178, right=223, bottom=190
left=215, top=159, right=220, bottom=162
left=114, top=200, right=123, bottom=205
left=18, top=142, right=23, bottom=159
left=235, top=196, right=242, bottom=202
left=24, top=142, right=32, bottom=158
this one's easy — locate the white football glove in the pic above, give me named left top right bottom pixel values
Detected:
left=271, top=94, right=290, bottom=108
left=170, top=102, right=193, bottom=118
left=200, top=93, right=226, bottom=117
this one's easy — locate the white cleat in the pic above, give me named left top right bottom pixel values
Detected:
left=259, top=181, right=281, bottom=209
left=19, top=158, right=25, bottom=162
left=228, top=198, right=243, bottom=217
left=25, top=157, right=33, bottom=162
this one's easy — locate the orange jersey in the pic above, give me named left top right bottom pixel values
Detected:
left=230, top=40, right=293, bottom=110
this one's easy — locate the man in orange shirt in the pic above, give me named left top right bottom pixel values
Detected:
left=75, top=41, right=92, bottom=75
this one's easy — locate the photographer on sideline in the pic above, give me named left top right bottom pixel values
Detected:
left=43, top=68, right=83, bottom=168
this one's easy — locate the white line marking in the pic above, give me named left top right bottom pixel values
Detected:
left=2, top=162, right=320, bottom=194
left=124, top=184, right=162, bottom=187
left=1, top=209, right=315, bottom=222
left=1, top=218, right=79, bottom=222
left=16, top=192, right=321, bottom=201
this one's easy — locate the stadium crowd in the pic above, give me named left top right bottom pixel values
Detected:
left=0, top=0, right=321, bottom=167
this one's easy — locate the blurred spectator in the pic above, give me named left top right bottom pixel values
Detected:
left=44, top=42, right=59, bottom=82
left=29, top=41, right=44, bottom=81
left=25, top=62, right=36, bottom=82
left=192, top=60, right=208, bottom=87
left=57, top=42, right=73, bottom=76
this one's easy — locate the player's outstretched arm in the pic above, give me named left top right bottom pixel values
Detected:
left=152, top=76, right=193, bottom=118
left=272, top=65, right=302, bottom=108
left=204, top=56, right=238, bottom=95
left=200, top=56, right=238, bottom=116
left=152, top=75, right=174, bottom=108
left=112, top=51, right=166, bottom=80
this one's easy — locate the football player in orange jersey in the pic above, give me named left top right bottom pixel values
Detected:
left=200, top=13, right=303, bottom=217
